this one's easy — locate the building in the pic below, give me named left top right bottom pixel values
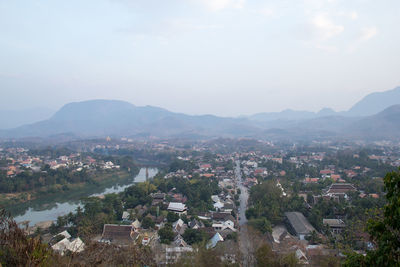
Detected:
left=206, top=232, right=224, bottom=249
left=323, top=219, right=346, bottom=234
left=326, top=183, right=356, bottom=194
left=285, top=212, right=316, bottom=240
left=166, top=247, right=193, bottom=264
left=168, top=202, right=187, bottom=215
left=51, top=231, right=85, bottom=255
left=101, top=224, right=137, bottom=244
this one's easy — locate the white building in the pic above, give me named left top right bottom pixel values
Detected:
left=168, top=202, right=187, bottom=215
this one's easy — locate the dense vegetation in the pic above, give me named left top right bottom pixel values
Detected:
left=246, top=180, right=306, bottom=232
left=0, top=209, right=155, bottom=266
left=345, top=168, right=400, bottom=266
left=0, top=155, right=138, bottom=194
left=50, top=169, right=221, bottom=238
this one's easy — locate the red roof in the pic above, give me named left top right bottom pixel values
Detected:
left=200, top=164, right=212, bottom=169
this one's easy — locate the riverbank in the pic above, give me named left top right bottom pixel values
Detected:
left=11, top=168, right=158, bottom=226
left=0, top=169, right=134, bottom=215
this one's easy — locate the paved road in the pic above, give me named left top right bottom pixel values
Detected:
left=235, top=160, right=255, bottom=266
left=236, top=162, right=248, bottom=226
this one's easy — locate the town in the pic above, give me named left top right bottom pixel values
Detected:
left=1, top=137, right=399, bottom=266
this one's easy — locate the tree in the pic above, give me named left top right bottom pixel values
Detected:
left=255, top=243, right=299, bottom=267
left=141, top=217, right=155, bottom=229
left=345, top=168, right=400, bottom=266
left=182, top=229, right=206, bottom=245
left=0, top=209, right=54, bottom=266
left=158, top=224, right=174, bottom=244
left=248, top=218, right=272, bottom=234
left=306, top=230, right=321, bottom=245
left=167, top=212, right=180, bottom=223
left=255, top=244, right=278, bottom=267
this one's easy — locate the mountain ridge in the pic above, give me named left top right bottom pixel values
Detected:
left=1, top=86, right=400, bottom=141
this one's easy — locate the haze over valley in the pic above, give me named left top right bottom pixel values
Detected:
left=1, top=1, right=400, bottom=266
left=1, top=86, right=400, bottom=141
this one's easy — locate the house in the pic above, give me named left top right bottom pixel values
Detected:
left=323, top=219, right=346, bottom=235
left=212, top=221, right=236, bottom=232
left=135, top=205, right=148, bottom=217
left=304, top=178, right=319, bottom=183
left=170, top=193, right=187, bottom=203
left=213, top=201, right=224, bottom=210
left=295, top=249, right=308, bottom=264
left=285, top=212, right=316, bottom=240
left=211, top=195, right=220, bottom=203
left=51, top=231, right=85, bottom=255
left=222, top=202, right=234, bottom=213
left=172, top=219, right=187, bottom=235
left=155, top=215, right=165, bottom=229
left=206, top=232, right=224, bottom=249
left=211, top=213, right=235, bottom=224
left=57, top=230, right=71, bottom=239
left=277, top=181, right=287, bottom=197
left=101, top=224, right=137, bottom=244
left=345, top=170, right=357, bottom=178
left=122, top=211, right=131, bottom=222
left=320, top=169, right=334, bottom=175
left=326, top=183, right=356, bottom=195
left=132, top=219, right=141, bottom=230
left=168, top=202, right=187, bottom=215
left=189, top=219, right=204, bottom=229
left=313, top=194, right=340, bottom=204
left=151, top=192, right=166, bottom=206
left=200, top=164, right=212, bottom=170
left=173, top=234, right=189, bottom=248
left=52, top=237, right=85, bottom=255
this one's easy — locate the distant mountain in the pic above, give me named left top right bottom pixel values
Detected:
left=0, top=100, right=261, bottom=138
left=269, top=105, right=400, bottom=141
left=346, top=104, right=400, bottom=139
left=248, top=86, right=400, bottom=121
left=347, top=86, right=400, bottom=116
left=248, top=108, right=328, bottom=122
left=317, top=108, right=336, bottom=117
left=0, top=107, right=55, bottom=129
left=2, top=86, right=400, bottom=141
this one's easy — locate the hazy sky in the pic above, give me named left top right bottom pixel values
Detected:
left=1, top=0, right=399, bottom=116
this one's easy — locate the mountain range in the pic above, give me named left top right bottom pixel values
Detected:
left=0, top=107, right=55, bottom=129
left=1, top=86, right=400, bottom=141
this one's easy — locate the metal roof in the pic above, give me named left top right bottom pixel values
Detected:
left=285, top=212, right=316, bottom=235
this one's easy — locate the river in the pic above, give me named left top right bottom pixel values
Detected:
left=13, top=167, right=158, bottom=226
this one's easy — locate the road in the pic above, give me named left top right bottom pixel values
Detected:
left=235, top=161, right=248, bottom=226
left=235, top=160, right=255, bottom=267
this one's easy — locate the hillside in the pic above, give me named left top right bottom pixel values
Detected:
left=0, top=100, right=261, bottom=138
left=346, top=104, right=400, bottom=139
left=347, top=86, right=400, bottom=116
left=2, top=98, right=400, bottom=141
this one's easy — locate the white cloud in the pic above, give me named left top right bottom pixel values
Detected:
left=311, top=13, right=344, bottom=40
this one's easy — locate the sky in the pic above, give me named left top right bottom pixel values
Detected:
left=1, top=0, right=400, bottom=117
